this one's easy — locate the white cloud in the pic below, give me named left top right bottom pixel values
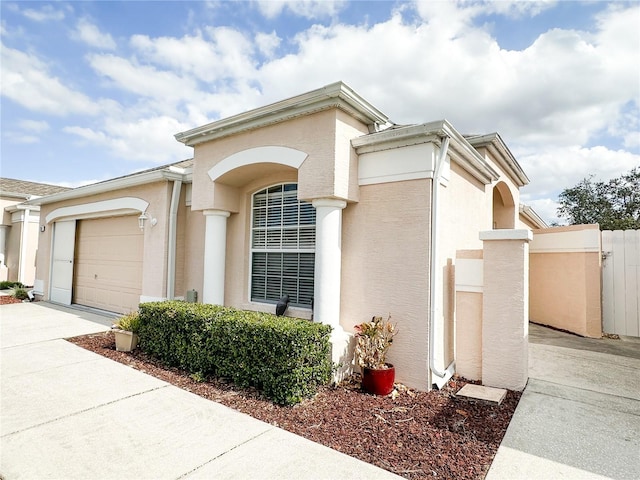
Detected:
left=72, top=18, right=117, bottom=50
left=255, top=31, right=281, bottom=58
left=254, top=0, right=346, bottom=19
left=64, top=116, right=193, bottom=163
left=519, top=144, right=640, bottom=199
left=19, top=119, right=50, bottom=132
left=129, top=27, right=257, bottom=83
left=86, top=53, right=199, bottom=104
left=21, top=5, right=65, bottom=22
left=0, top=44, right=100, bottom=116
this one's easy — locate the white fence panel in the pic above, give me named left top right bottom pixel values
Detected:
left=602, top=230, right=640, bottom=337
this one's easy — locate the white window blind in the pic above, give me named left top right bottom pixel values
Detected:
left=250, top=184, right=315, bottom=307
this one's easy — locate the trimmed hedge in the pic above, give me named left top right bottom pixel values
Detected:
left=137, top=301, right=333, bottom=405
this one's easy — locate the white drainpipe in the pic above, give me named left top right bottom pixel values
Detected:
left=429, top=135, right=455, bottom=388
left=18, top=208, right=30, bottom=285
left=166, top=180, right=182, bottom=299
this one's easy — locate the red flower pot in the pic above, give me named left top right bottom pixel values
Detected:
left=361, top=364, right=395, bottom=395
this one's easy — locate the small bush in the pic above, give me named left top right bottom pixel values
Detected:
left=137, top=301, right=333, bottom=405
left=12, top=287, right=29, bottom=300
left=114, top=311, right=141, bottom=333
left=1, top=281, right=24, bottom=290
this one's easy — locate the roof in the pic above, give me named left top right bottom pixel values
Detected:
left=465, top=133, right=530, bottom=187
left=24, top=159, right=193, bottom=206
left=174, top=81, right=390, bottom=147
left=0, top=178, right=72, bottom=200
left=351, top=119, right=501, bottom=185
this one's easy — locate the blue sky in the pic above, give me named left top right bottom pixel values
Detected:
left=1, top=0, right=639, bottom=224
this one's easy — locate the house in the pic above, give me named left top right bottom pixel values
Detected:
left=26, top=82, right=542, bottom=391
left=0, top=178, right=71, bottom=285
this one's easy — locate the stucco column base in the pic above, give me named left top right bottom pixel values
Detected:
left=329, top=326, right=355, bottom=384
left=480, top=229, right=532, bottom=391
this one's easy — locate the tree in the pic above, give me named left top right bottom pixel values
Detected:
left=557, top=167, right=640, bottom=230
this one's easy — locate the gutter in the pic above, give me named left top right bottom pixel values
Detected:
left=166, top=180, right=182, bottom=299
left=429, top=135, right=456, bottom=388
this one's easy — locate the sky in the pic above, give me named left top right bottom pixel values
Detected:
left=1, top=0, right=639, bottom=225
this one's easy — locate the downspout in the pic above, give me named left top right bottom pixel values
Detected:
left=429, top=135, right=456, bottom=388
left=18, top=207, right=30, bottom=285
left=166, top=180, right=182, bottom=299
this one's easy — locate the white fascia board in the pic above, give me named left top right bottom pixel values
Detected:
left=174, top=82, right=389, bottom=146
left=24, top=169, right=187, bottom=207
left=353, top=120, right=499, bottom=186
left=466, top=133, right=529, bottom=187
left=519, top=205, right=549, bottom=229
left=352, top=120, right=448, bottom=152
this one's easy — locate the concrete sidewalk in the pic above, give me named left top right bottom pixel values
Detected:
left=486, top=323, right=640, bottom=480
left=1, top=302, right=401, bottom=480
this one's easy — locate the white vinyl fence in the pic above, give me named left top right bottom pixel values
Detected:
left=602, top=230, right=640, bottom=337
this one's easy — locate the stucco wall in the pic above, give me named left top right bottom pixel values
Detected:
left=190, top=109, right=369, bottom=213
left=530, top=225, right=602, bottom=338
left=454, top=249, right=484, bottom=381
left=341, top=179, right=431, bottom=391
left=35, top=181, right=176, bottom=302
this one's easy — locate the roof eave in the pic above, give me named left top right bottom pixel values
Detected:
left=352, top=120, right=500, bottom=185
left=24, top=169, right=189, bottom=207
left=520, top=204, right=549, bottom=229
left=466, top=133, right=530, bottom=187
left=174, top=82, right=389, bottom=147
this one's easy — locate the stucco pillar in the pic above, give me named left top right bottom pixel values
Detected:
left=202, top=209, right=230, bottom=306
left=480, top=229, right=532, bottom=391
left=312, top=198, right=350, bottom=380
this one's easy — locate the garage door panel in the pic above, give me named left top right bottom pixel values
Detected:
left=73, top=216, right=143, bottom=314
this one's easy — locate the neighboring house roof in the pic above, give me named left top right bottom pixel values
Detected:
left=0, top=178, right=72, bottom=200
left=24, top=159, right=193, bottom=206
left=175, top=81, right=391, bottom=146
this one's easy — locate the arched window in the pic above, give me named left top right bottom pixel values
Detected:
left=250, top=183, right=315, bottom=307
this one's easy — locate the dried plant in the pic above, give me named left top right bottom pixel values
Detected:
left=354, top=315, right=397, bottom=370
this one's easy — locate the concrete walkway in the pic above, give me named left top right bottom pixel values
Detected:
left=486, top=323, right=640, bottom=480
left=1, top=302, right=401, bottom=480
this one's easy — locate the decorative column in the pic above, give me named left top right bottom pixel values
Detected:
left=312, top=198, right=350, bottom=380
left=202, top=209, right=230, bottom=305
left=480, top=229, right=532, bottom=391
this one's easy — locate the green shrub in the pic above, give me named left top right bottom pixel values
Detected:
left=114, top=311, right=141, bottom=333
left=12, top=287, right=29, bottom=300
left=1, top=281, right=24, bottom=290
left=137, top=301, right=333, bottom=405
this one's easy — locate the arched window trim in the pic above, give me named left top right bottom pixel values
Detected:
left=249, top=183, right=315, bottom=308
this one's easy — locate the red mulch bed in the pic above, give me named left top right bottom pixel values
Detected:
left=0, top=295, right=24, bottom=305
left=68, top=331, right=521, bottom=480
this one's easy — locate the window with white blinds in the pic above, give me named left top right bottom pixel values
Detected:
left=250, top=183, right=315, bottom=307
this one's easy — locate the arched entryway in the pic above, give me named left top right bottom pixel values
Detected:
left=492, top=181, right=515, bottom=229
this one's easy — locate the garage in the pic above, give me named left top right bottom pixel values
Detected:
left=73, top=215, right=143, bottom=314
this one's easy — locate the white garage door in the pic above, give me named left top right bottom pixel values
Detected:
left=73, top=215, right=143, bottom=314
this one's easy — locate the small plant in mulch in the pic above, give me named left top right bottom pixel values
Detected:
left=12, top=287, right=30, bottom=301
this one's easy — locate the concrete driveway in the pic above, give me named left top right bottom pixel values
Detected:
left=1, top=302, right=401, bottom=480
left=486, top=323, right=640, bottom=480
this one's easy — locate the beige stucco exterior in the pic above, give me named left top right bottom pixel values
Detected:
left=1, top=182, right=70, bottom=285
left=26, top=82, right=540, bottom=391
left=529, top=224, right=602, bottom=338
left=342, top=179, right=431, bottom=390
